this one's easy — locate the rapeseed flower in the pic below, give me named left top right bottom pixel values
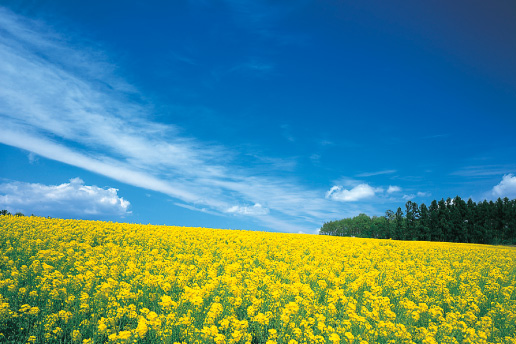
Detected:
left=0, top=215, right=515, bottom=343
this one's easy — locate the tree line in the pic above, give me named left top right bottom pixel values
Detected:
left=319, top=196, right=516, bottom=245
left=0, top=210, right=25, bottom=217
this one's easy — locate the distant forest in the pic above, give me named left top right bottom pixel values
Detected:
left=320, top=196, right=516, bottom=245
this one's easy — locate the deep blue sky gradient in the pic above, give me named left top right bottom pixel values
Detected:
left=0, top=1, right=515, bottom=232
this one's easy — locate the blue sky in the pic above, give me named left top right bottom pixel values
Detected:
left=0, top=1, right=515, bottom=233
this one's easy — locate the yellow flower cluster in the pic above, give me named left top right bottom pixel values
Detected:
left=0, top=215, right=515, bottom=343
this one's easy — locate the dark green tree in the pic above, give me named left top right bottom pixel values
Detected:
left=394, top=207, right=405, bottom=240
left=473, top=201, right=489, bottom=244
left=351, top=213, right=371, bottom=237
left=505, top=199, right=516, bottom=244
left=320, top=197, right=516, bottom=245
left=405, top=201, right=415, bottom=240
left=494, top=198, right=505, bottom=243
left=372, top=216, right=389, bottom=239
left=437, top=199, right=450, bottom=241
left=418, top=203, right=431, bottom=241
left=450, top=196, right=467, bottom=242
left=428, top=200, right=440, bottom=241
left=465, top=198, right=477, bottom=243
left=384, top=210, right=395, bottom=239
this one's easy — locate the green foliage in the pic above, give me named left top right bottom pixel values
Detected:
left=320, top=197, right=516, bottom=245
left=0, top=210, right=25, bottom=217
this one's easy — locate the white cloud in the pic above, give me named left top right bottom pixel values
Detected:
left=387, top=185, right=401, bottom=193
left=402, top=194, right=415, bottom=201
left=0, top=8, right=373, bottom=232
left=226, top=203, right=270, bottom=216
left=326, top=184, right=377, bottom=202
left=491, top=174, right=516, bottom=199
left=326, top=182, right=426, bottom=203
left=402, top=192, right=429, bottom=201
left=0, top=178, right=130, bottom=217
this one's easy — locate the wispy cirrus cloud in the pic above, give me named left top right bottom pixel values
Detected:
left=226, top=203, right=270, bottom=216
left=402, top=194, right=416, bottom=201
left=417, top=191, right=430, bottom=197
left=355, top=170, right=397, bottom=177
left=400, top=191, right=430, bottom=201
left=228, top=60, right=274, bottom=76
left=0, top=7, right=353, bottom=232
left=451, top=165, right=516, bottom=177
left=222, top=0, right=309, bottom=44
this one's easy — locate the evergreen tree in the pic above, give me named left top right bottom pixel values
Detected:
left=428, top=200, right=440, bottom=241
left=319, top=197, right=516, bottom=245
left=506, top=199, right=516, bottom=244
left=438, top=199, right=449, bottom=241
left=450, top=196, right=466, bottom=242
left=384, top=210, right=395, bottom=239
left=473, top=201, right=489, bottom=244
left=418, top=203, right=431, bottom=241
left=494, top=198, right=505, bottom=243
left=488, top=200, right=497, bottom=243
left=412, top=202, right=422, bottom=240
left=394, top=207, right=405, bottom=240
left=405, top=201, right=416, bottom=240
left=465, top=198, right=476, bottom=243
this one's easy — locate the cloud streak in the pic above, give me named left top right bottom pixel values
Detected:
left=0, top=7, right=354, bottom=232
left=451, top=165, right=516, bottom=178
left=226, top=203, right=270, bottom=216
left=356, top=170, right=397, bottom=177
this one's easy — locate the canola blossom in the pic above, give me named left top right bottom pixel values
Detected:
left=0, top=216, right=515, bottom=344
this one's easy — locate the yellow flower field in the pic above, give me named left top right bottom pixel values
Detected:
left=0, top=216, right=515, bottom=344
